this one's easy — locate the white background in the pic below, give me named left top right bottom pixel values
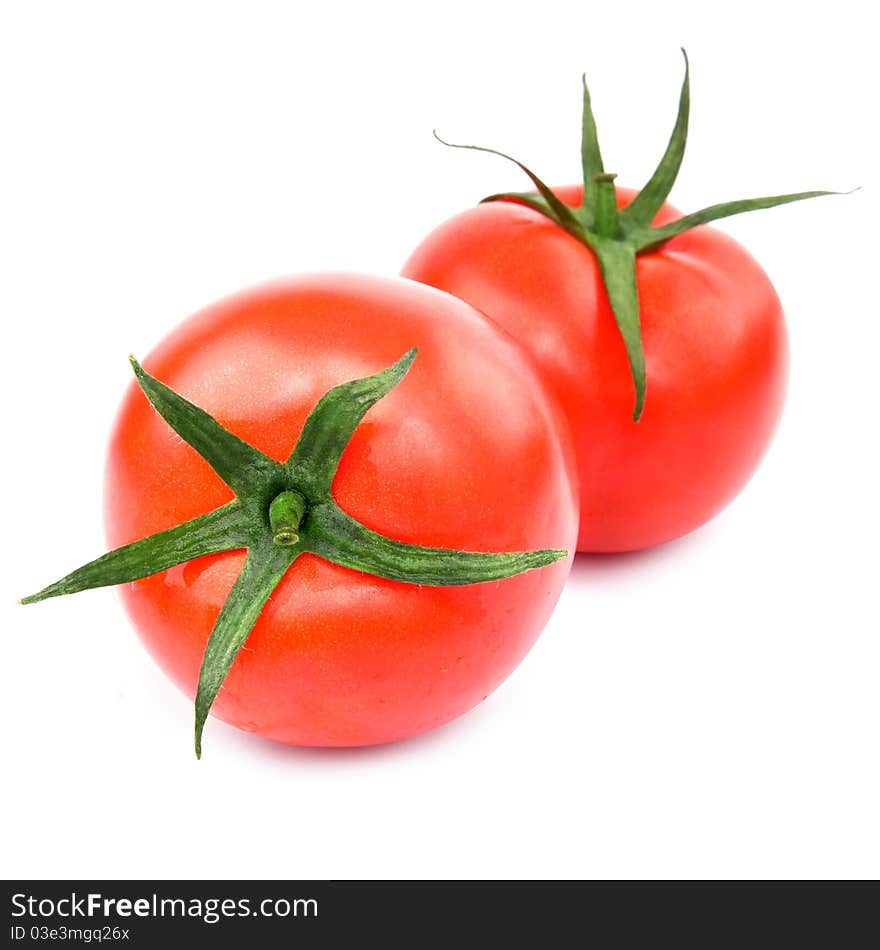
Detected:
left=1, top=1, right=876, bottom=880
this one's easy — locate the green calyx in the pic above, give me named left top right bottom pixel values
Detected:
left=21, top=349, right=566, bottom=757
left=435, top=50, right=844, bottom=421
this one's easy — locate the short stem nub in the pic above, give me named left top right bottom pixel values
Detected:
left=269, top=491, right=307, bottom=546
left=593, top=172, right=620, bottom=238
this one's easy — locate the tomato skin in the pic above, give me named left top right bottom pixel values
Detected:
left=402, top=186, right=789, bottom=552
left=104, top=274, right=577, bottom=746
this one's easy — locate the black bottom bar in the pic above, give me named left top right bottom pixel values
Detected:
left=3, top=880, right=877, bottom=947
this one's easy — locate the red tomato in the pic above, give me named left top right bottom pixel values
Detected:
left=403, top=185, right=788, bottom=553
left=104, top=274, right=577, bottom=747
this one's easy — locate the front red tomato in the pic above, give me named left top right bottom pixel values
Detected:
left=103, top=274, right=577, bottom=747
left=403, top=185, right=788, bottom=552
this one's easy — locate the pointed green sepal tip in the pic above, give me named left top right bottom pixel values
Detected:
left=129, top=354, right=149, bottom=387
left=580, top=74, right=590, bottom=109
left=368, top=348, right=418, bottom=398
left=129, top=354, right=154, bottom=390
left=633, top=391, right=646, bottom=423
left=535, top=549, right=568, bottom=566
left=392, top=346, right=417, bottom=376
left=21, top=580, right=68, bottom=604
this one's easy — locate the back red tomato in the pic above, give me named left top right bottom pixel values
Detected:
left=403, top=58, right=834, bottom=552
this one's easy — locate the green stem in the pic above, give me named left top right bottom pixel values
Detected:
left=593, top=173, right=620, bottom=239
left=269, top=490, right=307, bottom=546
